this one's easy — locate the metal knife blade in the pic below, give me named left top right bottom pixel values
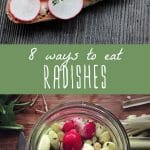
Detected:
left=17, top=131, right=26, bottom=150
left=122, top=96, right=150, bottom=109
left=130, top=137, right=150, bottom=150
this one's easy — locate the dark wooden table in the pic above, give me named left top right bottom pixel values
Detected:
left=0, top=95, right=150, bottom=150
left=1, top=0, right=150, bottom=44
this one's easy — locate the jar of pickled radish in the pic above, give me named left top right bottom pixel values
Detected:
left=26, top=102, right=130, bottom=150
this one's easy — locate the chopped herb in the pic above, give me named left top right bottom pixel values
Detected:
left=52, top=0, right=64, bottom=6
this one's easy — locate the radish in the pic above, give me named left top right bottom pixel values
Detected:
left=82, top=122, right=96, bottom=139
left=48, top=0, right=83, bottom=20
left=63, top=120, right=75, bottom=133
left=10, top=0, right=41, bottom=21
left=63, top=129, right=82, bottom=150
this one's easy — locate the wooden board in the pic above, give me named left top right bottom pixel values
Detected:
left=0, top=0, right=150, bottom=44
left=0, top=94, right=150, bottom=150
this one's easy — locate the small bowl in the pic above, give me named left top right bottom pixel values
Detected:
left=26, top=101, right=130, bottom=150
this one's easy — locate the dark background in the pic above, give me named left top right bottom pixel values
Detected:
left=0, top=0, right=150, bottom=44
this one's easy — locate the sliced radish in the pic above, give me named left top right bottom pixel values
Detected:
left=48, top=0, right=83, bottom=20
left=10, top=0, right=41, bottom=21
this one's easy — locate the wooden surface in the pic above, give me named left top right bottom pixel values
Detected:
left=1, top=0, right=150, bottom=44
left=0, top=94, right=150, bottom=150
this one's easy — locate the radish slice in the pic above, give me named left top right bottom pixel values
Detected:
left=48, top=0, right=83, bottom=20
left=10, top=0, right=41, bottom=21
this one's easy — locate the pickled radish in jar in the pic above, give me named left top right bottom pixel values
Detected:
left=37, top=134, right=50, bottom=150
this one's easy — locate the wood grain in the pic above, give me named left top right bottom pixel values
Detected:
left=0, top=94, right=150, bottom=150
left=0, top=0, right=150, bottom=44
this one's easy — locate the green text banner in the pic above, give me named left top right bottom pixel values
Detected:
left=0, top=45, right=149, bottom=94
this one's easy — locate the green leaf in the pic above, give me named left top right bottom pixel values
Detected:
left=0, top=103, right=15, bottom=125
left=0, top=95, right=25, bottom=131
left=0, top=124, right=23, bottom=130
left=0, top=103, right=6, bottom=114
left=0, top=95, right=32, bottom=131
left=0, top=95, right=10, bottom=104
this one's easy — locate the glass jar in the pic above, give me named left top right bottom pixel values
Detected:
left=26, top=101, right=130, bottom=150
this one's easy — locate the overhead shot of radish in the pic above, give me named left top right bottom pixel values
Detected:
left=7, top=0, right=102, bottom=23
left=9, top=0, right=41, bottom=21
left=48, top=0, right=84, bottom=20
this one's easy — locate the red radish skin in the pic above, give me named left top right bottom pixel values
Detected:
left=9, top=0, right=41, bottom=22
left=63, top=129, right=82, bottom=150
left=6, top=0, right=102, bottom=24
left=48, top=0, right=84, bottom=20
left=73, top=118, right=96, bottom=139
left=82, top=122, right=96, bottom=139
left=63, top=120, right=75, bottom=133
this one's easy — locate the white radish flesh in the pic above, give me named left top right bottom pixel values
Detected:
left=10, top=0, right=40, bottom=21
left=38, top=134, right=51, bottom=150
left=48, top=0, right=83, bottom=20
left=82, top=143, right=94, bottom=150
